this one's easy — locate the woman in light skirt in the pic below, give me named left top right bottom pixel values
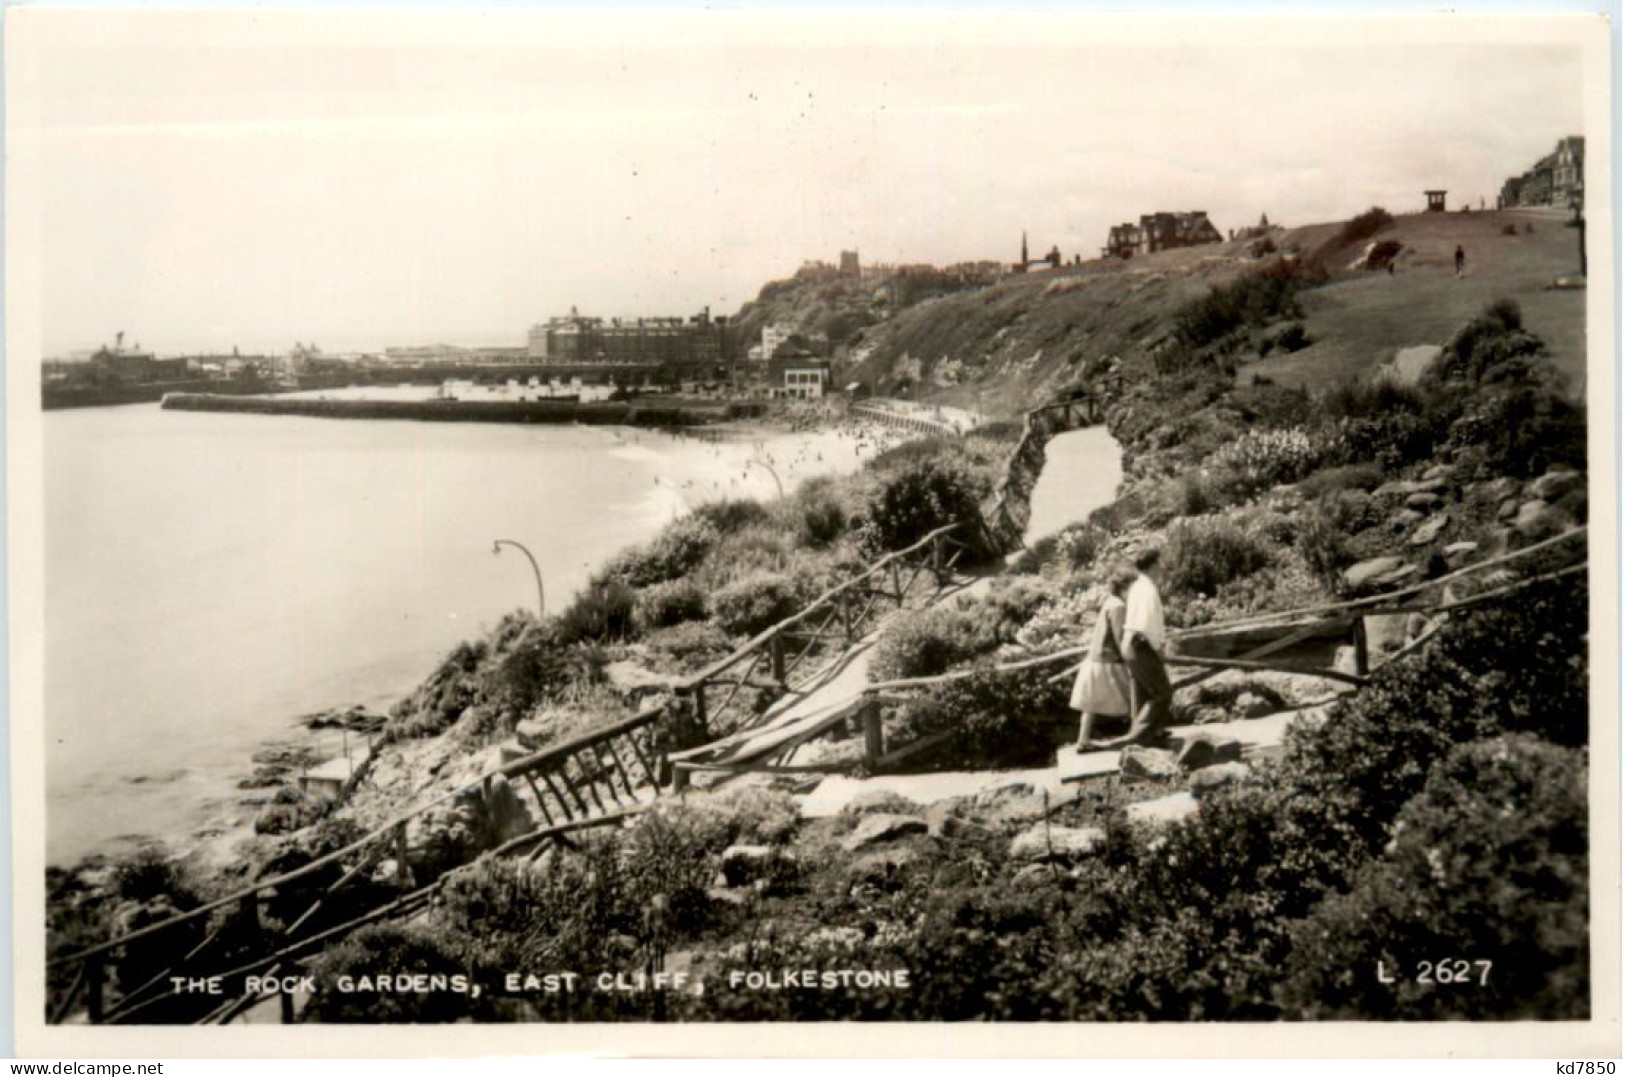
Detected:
left=1070, top=564, right=1138, bottom=749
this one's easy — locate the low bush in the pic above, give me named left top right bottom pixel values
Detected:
left=869, top=606, right=997, bottom=683
left=556, top=580, right=637, bottom=644
left=691, top=499, right=773, bottom=534
left=1173, top=258, right=1326, bottom=352
left=254, top=785, right=328, bottom=836
left=1448, top=386, right=1587, bottom=480
left=1279, top=735, right=1588, bottom=1019
left=1430, top=299, right=1548, bottom=386
left=1295, top=461, right=1384, bottom=496
left=633, top=578, right=708, bottom=631
left=482, top=621, right=604, bottom=711
left=1334, top=206, right=1395, bottom=248
left=784, top=476, right=850, bottom=548
left=1295, top=506, right=1353, bottom=590
left=896, top=666, right=1072, bottom=766
left=643, top=620, right=733, bottom=664
left=602, top=516, right=717, bottom=588
left=710, top=571, right=802, bottom=636
left=1161, top=516, right=1275, bottom=598
left=855, top=457, right=988, bottom=558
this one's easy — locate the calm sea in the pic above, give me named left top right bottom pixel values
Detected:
left=43, top=405, right=884, bottom=864
left=43, top=408, right=1117, bottom=865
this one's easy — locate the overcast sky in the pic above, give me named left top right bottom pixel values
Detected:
left=8, top=10, right=1593, bottom=356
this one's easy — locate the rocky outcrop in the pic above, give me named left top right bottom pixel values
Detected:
left=840, top=813, right=928, bottom=851
left=1009, top=823, right=1107, bottom=862
left=1175, top=733, right=1243, bottom=772
left=1126, top=792, right=1200, bottom=827
left=1188, top=761, right=1251, bottom=798
left=1120, top=746, right=1181, bottom=781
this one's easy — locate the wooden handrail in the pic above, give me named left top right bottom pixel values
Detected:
left=1166, top=526, right=1586, bottom=641
left=52, top=702, right=665, bottom=970
left=678, top=523, right=964, bottom=688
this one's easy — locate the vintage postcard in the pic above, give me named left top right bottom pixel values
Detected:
left=6, top=6, right=1617, bottom=1058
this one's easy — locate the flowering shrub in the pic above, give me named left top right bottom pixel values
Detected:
left=1015, top=584, right=1107, bottom=652
left=1206, top=426, right=1322, bottom=496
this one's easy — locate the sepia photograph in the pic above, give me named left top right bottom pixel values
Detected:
left=5, top=5, right=1617, bottom=1058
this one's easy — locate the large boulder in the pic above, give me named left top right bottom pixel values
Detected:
left=1374, top=477, right=1446, bottom=499
left=1188, top=761, right=1251, bottom=798
left=1126, top=792, right=1201, bottom=827
left=1009, top=823, right=1108, bottom=863
left=514, top=718, right=551, bottom=751
left=1343, top=556, right=1412, bottom=594
left=1404, top=491, right=1442, bottom=512
left=1474, top=476, right=1520, bottom=503
left=1176, top=733, right=1243, bottom=772
left=969, top=780, right=1051, bottom=826
left=1513, top=500, right=1573, bottom=542
left=1388, top=509, right=1424, bottom=533
left=841, top=789, right=922, bottom=818
left=720, top=844, right=791, bottom=888
left=1409, top=513, right=1450, bottom=547
left=1120, top=745, right=1181, bottom=781
left=1529, top=468, right=1584, bottom=502
left=840, top=813, right=927, bottom=851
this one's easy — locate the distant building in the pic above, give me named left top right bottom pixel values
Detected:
left=839, top=250, right=861, bottom=278
left=1011, top=231, right=1063, bottom=273
left=1552, top=136, right=1585, bottom=208
left=527, top=306, right=726, bottom=375
left=1101, top=212, right=1222, bottom=259
left=526, top=324, right=550, bottom=359
left=772, top=357, right=831, bottom=400
left=86, top=331, right=190, bottom=382
left=1233, top=213, right=1277, bottom=241
left=761, top=322, right=796, bottom=360
left=1499, top=137, right=1583, bottom=210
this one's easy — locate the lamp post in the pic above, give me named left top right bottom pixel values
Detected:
left=491, top=539, right=545, bottom=619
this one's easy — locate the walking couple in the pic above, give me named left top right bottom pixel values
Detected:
left=1070, top=547, right=1174, bottom=751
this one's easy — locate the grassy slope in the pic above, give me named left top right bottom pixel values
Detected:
left=772, top=206, right=1586, bottom=415
left=1255, top=208, right=1587, bottom=395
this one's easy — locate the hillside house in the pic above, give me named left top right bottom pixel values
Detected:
left=1101, top=211, right=1222, bottom=258
left=1499, top=137, right=1583, bottom=210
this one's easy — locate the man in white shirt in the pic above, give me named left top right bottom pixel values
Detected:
left=1084, top=546, right=1173, bottom=749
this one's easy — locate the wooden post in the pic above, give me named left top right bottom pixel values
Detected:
left=394, top=822, right=410, bottom=889
left=86, top=958, right=104, bottom=1024
left=1352, top=616, right=1370, bottom=677
left=770, top=635, right=786, bottom=685
left=692, top=684, right=708, bottom=735
left=279, top=983, right=295, bottom=1025
left=862, top=703, right=884, bottom=771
